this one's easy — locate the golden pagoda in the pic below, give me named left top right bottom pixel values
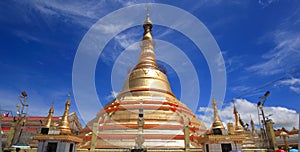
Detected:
left=210, top=98, right=225, bottom=134
left=241, top=117, right=258, bottom=150
left=34, top=97, right=82, bottom=152
left=233, top=104, right=244, bottom=134
left=79, top=10, right=207, bottom=150
left=58, top=96, right=72, bottom=135
left=45, top=104, right=54, bottom=128
left=250, top=117, right=257, bottom=137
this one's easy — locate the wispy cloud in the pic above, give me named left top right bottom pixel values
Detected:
left=198, top=98, right=299, bottom=130
left=114, top=0, right=155, bottom=7
left=290, top=86, right=300, bottom=93
left=248, top=30, right=300, bottom=76
left=114, top=32, right=140, bottom=51
left=230, top=85, right=251, bottom=94
left=258, top=0, right=278, bottom=7
left=248, top=5, right=300, bottom=76
left=13, top=30, right=42, bottom=43
left=279, top=77, right=300, bottom=85
left=278, top=77, right=300, bottom=94
left=96, top=23, right=134, bottom=34
left=15, top=1, right=97, bottom=29
left=105, top=91, right=118, bottom=100
left=22, top=0, right=155, bottom=29
left=222, top=51, right=245, bottom=74
left=215, top=51, right=226, bottom=72
left=20, top=1, right=111, bottom=29
left=99, top=31, right=139, bottom=66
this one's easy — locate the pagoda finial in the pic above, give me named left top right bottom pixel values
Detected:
left=146, top=7, right=150, bottom=17
left=58, top=95, right=71, bottom=135
left=211, top=97, right=225, bottom=132
left=250, top=115, right=256, bottom=136
left=233, top=104, right=244, bottom=134
left=45, top=103, right=54, bottom=128
left=144, top=7, right=152, bottom=26
left=142, top=7, right=153, bottom=42
left=134, top=7, right=158, bottom=70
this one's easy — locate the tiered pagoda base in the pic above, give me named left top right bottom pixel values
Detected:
left=80, top=96, right=206, bottom=149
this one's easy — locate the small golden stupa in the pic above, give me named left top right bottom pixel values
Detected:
left=44, top=104, right=54, bottom=128
left=58, top=97, right=72, bottom=135
left=233, top=104, right=245, bottom=134
left=79, top=10, right=207, bottom=150
left=211, top=98, right=225, bottom=133
left=34, top=97, right=82, bottom=152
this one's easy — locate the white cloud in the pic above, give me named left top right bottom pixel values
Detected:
left=248, top=31, right=300, bottom=76
left=13, top=30, right=42, bottom=43
left=215, top=51, right=226, bottom=72
left=114, top=0, right=149, bottom=7
left=114, top=32, right=140, bottom=51
left=22, top=0, right=156, bottom=29
left=96, top=23, right=133, bottom=35
left=105, top=91, right=119, bottom=100
left=290, top=86, right=300, bottom=93
left=198, top=98, right=299, bottom=130
left=99, top=32, right=139, bottom=66
left=26, top=1, right=102, bottom=28
left=258, top=0, right=277, bottom=7
left=22, top=0, right=138, bottom=28
left=278, top=77, right=300, bottom=94
left=222, top=51, right=244, bottom=74
left=230, top=85, right=251, bottom=93
left=279, top=77, right=300, bottom=85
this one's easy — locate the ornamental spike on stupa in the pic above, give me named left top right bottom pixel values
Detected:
left=233, top=104, right=244, bottom=134
left=250, top=116, right=257, bottom=137
left=211, top=98, right=225, bottom=132
left=44, top=103, right=54, bottom=128
left=134, top=7, right=157, bottom=70
left=58, top=94, right=71, bottom=135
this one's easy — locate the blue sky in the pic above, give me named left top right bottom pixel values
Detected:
left=0, top=0, right=299, bottom=129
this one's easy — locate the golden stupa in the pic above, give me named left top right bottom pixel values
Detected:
left=79, top=11, right=207, bottom=150
left=211, top=98, right=225, bottom=133
left=233, top=104, right=245, bottom=134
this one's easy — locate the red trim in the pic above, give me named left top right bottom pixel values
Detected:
left=73, top=134, right=202, bottom=141
left=1, top=127, right=10, bottom=131
left=117, top=88, right=175, bottom=98
left=99, top=124, right=184, bottom=130
left=24, top=128, right=37, bottom=131
left=97, top=100, right=196, bottom=118
left=84, top=134, right=185, bottom=140
left=2, top=116, right=60, bottom=121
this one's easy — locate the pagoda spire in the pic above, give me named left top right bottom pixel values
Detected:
left=250, top=116, right=256, bottom=136
left=143, top=7, right=152, bottom=41
left=211, top=98, right=225, bottom=132
left=118, top=8, right=174, bottom=99
left=233, top=104, right=244, bottom=134
left=45, top=103, right=54, bottom=128
left=58, top=94, right=71, bottom=135
left=134, top=7, right=158, bottom=70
